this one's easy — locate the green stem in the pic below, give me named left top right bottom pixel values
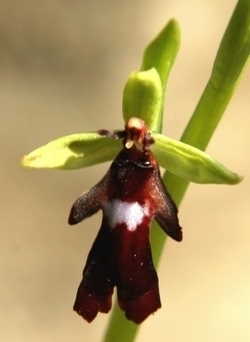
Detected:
left=103, top=301, right=138, bottom=342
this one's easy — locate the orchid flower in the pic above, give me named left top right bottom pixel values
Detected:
left=21, top=0, right=249, bottom=336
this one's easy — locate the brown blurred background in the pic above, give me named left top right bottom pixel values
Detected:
left=1, top=1, right=249, bottom=341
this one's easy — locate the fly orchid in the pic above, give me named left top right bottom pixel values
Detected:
left=68, top=117, right=182, bottom=323
left=21, top=10, right=247, bottom=330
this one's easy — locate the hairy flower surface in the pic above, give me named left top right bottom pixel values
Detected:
left=68, top=117, right=182, bottom=324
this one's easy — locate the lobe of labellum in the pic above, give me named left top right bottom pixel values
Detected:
left=73, top=219, right=115, bottom=322
left=153, top=173, right=182, bottom=242
left=72, top=215, right=162, bottom=324
left=68, top=177, right=108, bottom=225
left=113, top=217, right=161, bottom=323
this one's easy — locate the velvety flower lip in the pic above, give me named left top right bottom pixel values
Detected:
left=68, top=117, right=182, bottom=324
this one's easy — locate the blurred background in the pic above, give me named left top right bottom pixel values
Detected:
left=1, top=1, right=249, bottom=341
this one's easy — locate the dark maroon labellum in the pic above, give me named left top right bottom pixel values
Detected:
left=68, top=117, right=182, bottom=324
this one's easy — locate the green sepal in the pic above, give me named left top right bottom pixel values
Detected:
left=21, top=133, right=121, bottom=170
left=153, top=133, right=243, bottom=184
left=122, top=68, right=162, bottom=132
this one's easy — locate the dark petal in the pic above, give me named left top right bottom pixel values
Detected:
left=73, top=220, right=115, bottom=322
left=68, top=177, right=108, bottom=225
left=111, top=219, right=161, bottom=324
left=153, top=174, right=182, bottom=242
left=155, top=214, right=182, bottom=242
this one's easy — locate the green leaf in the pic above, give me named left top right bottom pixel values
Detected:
left=152, top=133, right=242, bottom=184
left=21, top=133, right=121, bottom=169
